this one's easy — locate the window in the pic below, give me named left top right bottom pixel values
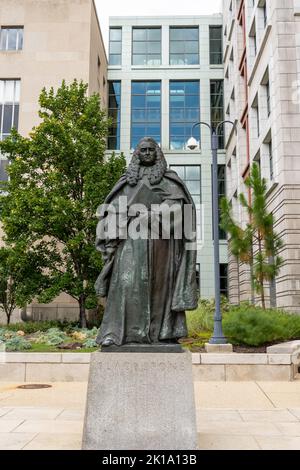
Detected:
left=0, top=27, right=23, bottom=51
left=132, top=28, right=161, bottom=66
left=131, top=81, right=161, bottom=149
left=169, top=27, right=199, bottom=65
left=0, top=79, right=20, bottom=181
left=170, top=165, right=202, bottom=241
left=220, top=264, right=228, bottom=297
left=266, top=80, right=271, bottom=116
left=263, top=1, right=268, bottom=28
left=210, top=80, right=224, bottom=148
left=269, top=140, right=273, bottom=181
left=252, top=94, right=260, bottom=137
left=108, top=81, right=121, bottom=150
left=109, top=28, right=122, bottom=65
left=209, top=26, right=222, bottom=65
left=0, top=79, right=20, bottom=141
left=169, top=81, right=200, bottom=150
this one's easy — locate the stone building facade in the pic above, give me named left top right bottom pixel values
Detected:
left=0, top=0, right=107, bottom=322
left=223, top=0, right=300, bottom=312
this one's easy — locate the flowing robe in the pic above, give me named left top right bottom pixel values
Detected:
left=95, top=169, right=198, bottom=346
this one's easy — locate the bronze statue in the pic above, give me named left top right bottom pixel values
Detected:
left=95, top=138, right=198, bottom=348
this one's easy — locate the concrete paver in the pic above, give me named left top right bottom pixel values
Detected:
left=198, top=434, right=260, bottom=450
left=254, top=436, right=300, bottom=450
left=239, top=409, right=299, bottom=423
left=14, top=419, right=83, bottom=434
left=194, top=382, right=274, bottom=409
left=0, top=432, right=37, bottom=450
left=22, top=432, right=82, bottom=450
left=0, top=380, right=300, bottom=450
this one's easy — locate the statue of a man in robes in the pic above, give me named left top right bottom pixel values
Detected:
left=95, top=137, right=198, bottom=348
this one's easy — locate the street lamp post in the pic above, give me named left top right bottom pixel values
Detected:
left=187, top=120, right=236, bottom=345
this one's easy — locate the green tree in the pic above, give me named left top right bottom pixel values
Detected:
left=0, top=80, right=126, bottom=327
left=221, top=163, right=283, bottom=309
left=0, top=244, right=52, bottom=325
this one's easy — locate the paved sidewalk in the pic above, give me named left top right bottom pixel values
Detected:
left=0, top=380, right=300, bottom=450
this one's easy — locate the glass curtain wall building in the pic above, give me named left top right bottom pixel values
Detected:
left=107, top=15, right=226, bottom=299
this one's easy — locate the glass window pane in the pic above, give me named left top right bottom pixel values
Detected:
left=147, top=41, right=160, bottom=54
left=185, top=108, right=199, bottom=122
left=185, top=82, right=199, bottom=94
left=146, top=94, right=160, bottom=107
left=132, top=54, right=147, bottom=66
left=146, top=82, right=161, bottom=94
left=185, top=180, right=199, bottom=194
left=170, top=82, right=185, bottom=94
left=132, top=82, right=146, bottom=94
left=147, top=55, right=161, bottom=66
left=132, top=109, right=146, bottom=122
left=0, top=159, right=9, bottom=182
left=147, top=28, right=161, bottom=41
left=147, top=125, right=160, bottom=135
left=132, top=28, right=147, bottom=41
left=3, top=105, right=13, bottom=133
left=170, top=137, right=186, bottom=150
left=110, top=28, right=122, bottom=41
left=4, top=81, right=14, bottom=102
left=14, top=80, right=20, bottom=102
left=132, top=41, right=147, bottom=54
left=132, top=95, right=146, bottom=107
left=109, top=54, right=121, bottom=65
left=110, top=42, right=121, bottom=54
left=188, top=28, right=199, bottom=40
left=170, top=41, right=185, bottom=54
left=211, top=26, right=222, bottom=40
left=0, top=29, right=7, bottom=50
left=131, top=82, right=161, bottom=148
left=13, top=104, right=19, bottom=129
left=0, top=81, right=4, bottom=102
left=7, top=28, right=17, bottom=50
left=185, top=41, right=198, bottom=53
left=186, top=166, right=200, bottom=180
left=17, top=29, right=23, bottom=50
left=170, top=54, right=185, bottom=65
left=185, top=54, right=199, bottom=65
left=132, top=124, right=146, bottom=137
left=147, top=109, right=160, bottom=122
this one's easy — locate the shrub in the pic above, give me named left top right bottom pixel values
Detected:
left=34, top=328, right=68, bottom=346
left=83, top=338, right=98, bottom=348
left=0, top=320, right=78, bottom=334
left=5, top=336, right=32, bottom=351
left=186, top=298, right=230, bottom=337
left=223, top=304, right=300, bottom=346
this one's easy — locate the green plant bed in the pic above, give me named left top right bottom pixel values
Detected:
left=186, top=300, right=300, bottom=348
left=223, top=304, right=300, bottom=347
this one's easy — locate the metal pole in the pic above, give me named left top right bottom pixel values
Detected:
left=209, top=130, right=227, bottom=345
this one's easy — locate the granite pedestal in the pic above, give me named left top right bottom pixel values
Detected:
left=82, top=351, right=198, bottom=450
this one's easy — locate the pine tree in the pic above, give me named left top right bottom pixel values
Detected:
left=221, top=163, right=284, bottom=309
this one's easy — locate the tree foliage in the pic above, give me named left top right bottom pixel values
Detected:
left=221, top=163, right=284, bottom=309
left=0, top=80, right=126, bottom=327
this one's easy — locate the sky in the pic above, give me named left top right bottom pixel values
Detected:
left=95, top=0, right=222, bottom=52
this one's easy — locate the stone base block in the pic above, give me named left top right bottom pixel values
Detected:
left=82, top=351, right=198, bottom=450
left=205, top=343, right=233, bottom=354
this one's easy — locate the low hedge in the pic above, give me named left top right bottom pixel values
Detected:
left=187, top=301, right=300, bottom=347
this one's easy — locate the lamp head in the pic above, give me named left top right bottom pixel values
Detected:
left=187, top=137, right=199, bottom=151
